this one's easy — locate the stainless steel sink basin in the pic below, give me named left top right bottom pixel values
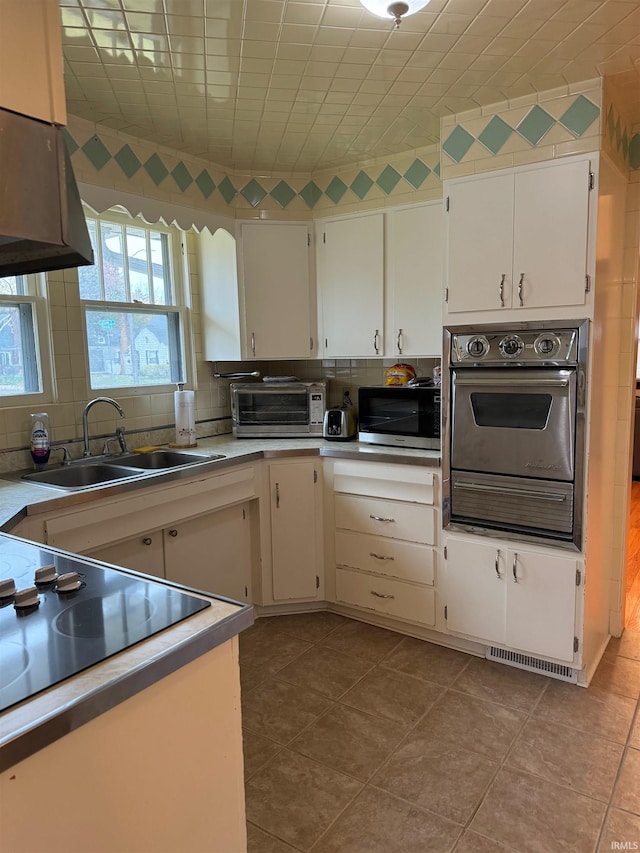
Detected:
left=21, top=463, right=143, bottom=490
left=103, top=450, right=220, bottom=469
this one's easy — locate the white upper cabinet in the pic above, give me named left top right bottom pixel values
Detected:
left=0, top=0, right=66, bottom=124
left=445, top=157, right=593, bottom=316
left=200, top=222, right=314, bottom=361
left=317, top=213, right=384, bottom=358
left=240, top=222, right=314, bottom=359
left=386, top=202, right=443, bottom=357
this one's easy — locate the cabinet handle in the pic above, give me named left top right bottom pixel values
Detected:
left=397, top=329, right=403, bottom=355
left=369, top=514, right=395, bottom=523
left=512, top=552, right=518, bottom=582
left=499, top=273, right=506, bottom=307
left=370, top=590, right=395, bottom=600
left=518, top=273, right=524, bottom=307
left=275, top=482, right=280, bottom=508
left=168, top=529, right=178, bottom=538
left=251, top=332, right=256, bottom=356
left=495, top=549, right=502, bottom=579
left=374, top=329, right=380, bottom=354
left=370, top=552, right=395, bottom=561
left=142, top=537, right=153, bottom=546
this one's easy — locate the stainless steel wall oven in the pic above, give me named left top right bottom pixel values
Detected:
left=443, top=320, right=588, bottom=550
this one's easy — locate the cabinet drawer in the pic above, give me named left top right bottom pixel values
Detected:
left=335, top=494, right=435, bottom=544
left=335, top=530, right=434, bottom=586
left=334, top=460, right=435, bottom=504
left=336, top=568, right=435, bottom=626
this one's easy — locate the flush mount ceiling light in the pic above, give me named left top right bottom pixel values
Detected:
left=359, top=0, right=431, bottom=28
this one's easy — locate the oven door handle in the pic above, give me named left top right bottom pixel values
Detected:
left=453, top=481, right=568, bottom=502
left=453, top=376, right=570, bottom=388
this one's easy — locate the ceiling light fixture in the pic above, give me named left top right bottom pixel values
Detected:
left=359, top=0, right=431, bottom=28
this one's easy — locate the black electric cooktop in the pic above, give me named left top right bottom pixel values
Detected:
left=0, top=534, right=210, bottom=712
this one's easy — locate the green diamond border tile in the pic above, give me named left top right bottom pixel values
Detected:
left=195, top=169, right=216, bottom=198
left=218, top=176, right=237, bottom=205
left=403, top=159, right=430, bottom=189
left=241, top=179, right=267, bottom=207
left=442, top=125, right=475, bottom=163
left=478, top=115, right=513, bottom=155
left=299, top=181, right=322, bottom=209
left=516, top=105, right=555, bottom=146
left=376, top=164, right=402, bottom=195
left=270, top=180, right=296, bottom=209
left=63, top=128, right=79, bottom=155
left=82, top=135, right=111, bottom=171
left=114, top=144, right=141, bottom=178
left=171, top=161, right=193, bottom=192
left=558, top=95, right=599, bottom=138
left=433, top=161, right=441, bottom=178
left=325, top=176, right=348, bottom=204
left=350, top=170, right=374, bottom=200
left=144, top=153, right=169, bottom=185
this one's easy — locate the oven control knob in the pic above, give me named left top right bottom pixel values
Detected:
left=14, top=587, right=40, bottom=610
left=0, top=578, right=16, bottom=599
left=534, top=333, right=561, bottom=358
left=56, top=572, right=82, bottom=593
left=466, top=336, right=488, bottom=359
left=499, top=335, right=524, bottom=358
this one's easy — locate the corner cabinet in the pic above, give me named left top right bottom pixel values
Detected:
left=265, top=459, right=323, bottom=603
left=317, top=213, right=384, bottom=358
left=330, top=460, right=438, bottom=627
left=444, top=156, right=594, bottom=316
left=443, top=534, right=581, bottom=664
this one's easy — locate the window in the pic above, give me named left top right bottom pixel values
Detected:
left=78, top=212, right=187, bottom=391
left=0, top=275, right=43, bottom=397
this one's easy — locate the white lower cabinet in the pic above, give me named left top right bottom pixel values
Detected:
left=444, top=535, right=579, bottom=663
left=268, top=459, right=322, bottom=602
left=87, top=503, right=253, bottom=602
left=331, top=460, right=438, bottom=627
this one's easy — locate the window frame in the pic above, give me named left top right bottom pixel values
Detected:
left=79, top=209, right=193, bottom=397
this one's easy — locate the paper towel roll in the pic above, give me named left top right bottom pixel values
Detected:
left=174, top=389, right=196, bottom=447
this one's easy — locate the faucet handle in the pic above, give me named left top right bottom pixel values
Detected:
left=116, top=427, right=128, bottom=453
left=53, top=446, right=71, bottom=466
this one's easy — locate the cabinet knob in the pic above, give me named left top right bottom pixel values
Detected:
left=369, top=514, right=394, bottom=523
left=512, top=552, right=519, bottom=582
left=251, top=332, right=256, bottom=356
left=495, top=549, right=502, bottom=579
left=397, top=329, right=403, bottom=355
left=370, top=590, right=395, bottom=600
left=142, top=537, right=153, bottom=546
left=168, top=529, right=178, bottom=537
left=374, top=329, right=380, bottom=354
left=370, top=552, right=395, bottom=561
left=518, top=273, right=525, bottom=306
left=499, top=273, right=506, bottom=307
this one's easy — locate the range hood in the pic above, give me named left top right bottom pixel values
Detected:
left=0, top=108, right=94, bottom=277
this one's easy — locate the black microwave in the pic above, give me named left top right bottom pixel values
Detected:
left=358, top=385, right=440, bottom=450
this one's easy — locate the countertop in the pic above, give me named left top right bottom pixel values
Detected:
left=0, top=435, right=441, bottom=532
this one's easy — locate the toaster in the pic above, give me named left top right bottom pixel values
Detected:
left=323, top=406, right=358, bottom=441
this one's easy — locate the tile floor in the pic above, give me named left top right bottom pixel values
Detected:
left=240, top=612, right=640, bottom=853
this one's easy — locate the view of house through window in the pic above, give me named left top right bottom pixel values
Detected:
left=79, top=214, right=185, bottom=390
left=0, top=275, right=41, bottom=396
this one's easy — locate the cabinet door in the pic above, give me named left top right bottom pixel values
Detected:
left=88, top=533, right=165, bottom=579
left=164, top=504, right=252, bottom=602
left=240, top=223, right=312, bottom=358
left=270, top=461, right=320, bottom=600
left=506, top=548, right=577, bottom=662
left=513, top=160, right=590, bottom=310
left=446, top=172, right=514, bottom=313
left=444, top=537, right=506, bottom=644
left=318, top=214, right=384, bottom=357
left=387, top=203, right=443, bottom=357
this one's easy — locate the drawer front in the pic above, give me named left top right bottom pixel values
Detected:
left=335, top=494, right=435, bottom=544
left=333, top=460, right=435, bottom=504
left=336, top=568, right=436, bottom=626
left=335, top=530, right=434, bottom=586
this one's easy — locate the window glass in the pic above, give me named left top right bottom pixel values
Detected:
left=0, top=276, right=41, bottom=396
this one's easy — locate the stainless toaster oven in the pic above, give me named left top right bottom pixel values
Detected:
left=230, top=381, right=326, bottom=438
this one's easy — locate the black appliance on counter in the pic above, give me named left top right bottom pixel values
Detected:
left=0, top=534, right=210, bottom=712
left=357, top=385, right=440, bottom=450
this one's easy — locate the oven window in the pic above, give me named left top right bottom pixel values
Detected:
left=238, top=392, right=308, bottom=425
left=470, top=393, right=552, bottom=429
left=361, top=397, right=420, bottom=435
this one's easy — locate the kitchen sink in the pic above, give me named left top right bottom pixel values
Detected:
left=102, top=450, right=218, bottom=469
left=21, top=463, right=143, bottom=490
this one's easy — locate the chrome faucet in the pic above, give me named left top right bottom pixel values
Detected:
left=82, top=397, right=125, bottom=457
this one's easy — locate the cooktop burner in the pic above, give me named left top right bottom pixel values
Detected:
left=0, top=534, right=210, bottom=712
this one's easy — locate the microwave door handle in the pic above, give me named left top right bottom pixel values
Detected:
left=453, top=482, right=568, bottom=502
left=453, top=376, right=570, bottom=388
